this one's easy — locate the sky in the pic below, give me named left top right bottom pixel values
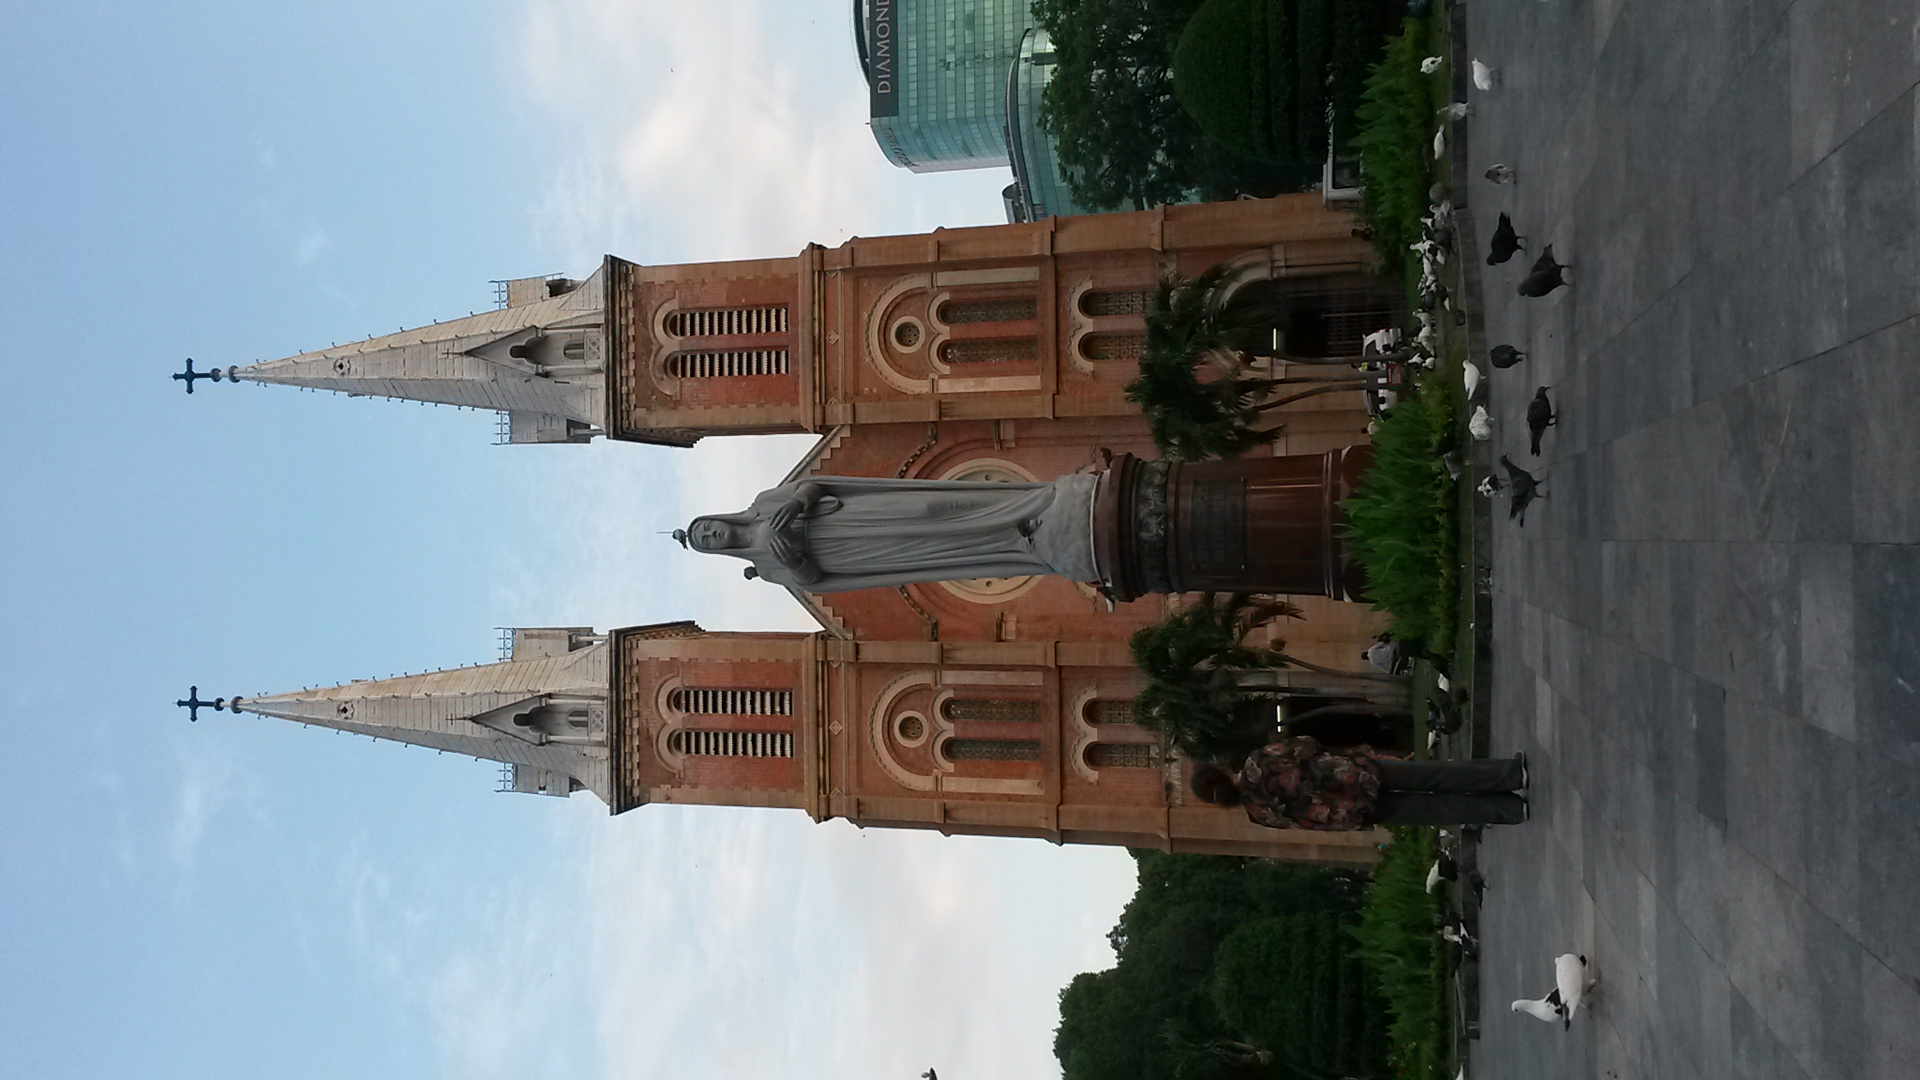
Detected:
left=0, top=2, right=1138, bottom=1078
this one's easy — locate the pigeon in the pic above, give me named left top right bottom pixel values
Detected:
left=1554, top=953, right=1596, bottom=1026
left=1471, top=59, right=1498, bottom=90
left=1420, top=55, right=1443, bottom=74
left=1484, top=163, right=1516, bottom=184
left=1428, top=729, right=1442, bottom=751
left=1439, top=921, right=1478, bottom=957
left=1511, top=995, right=1563, bottom=1024
left=1489, top=343, right=1527, bottom=368
left=923, top=1071, right=939, bottom=1080
left=1361, top=328, right=1401, bottom=355
left=1500, top=455, right=1545, bottom=524
left=1433, top=126, right=1447, bottom=159
left=1438, top=102, right=1473, bottom=121
left=1442, top=449, right=1465, bottom=479
left=1468, top=405, right=1493, bottom=441
left=1426, top=853, right=1458, bottom=893
left=1477, top=474, right=1504, bottom=497
left=1487, top=212, right=1526, bottom=265
left=1463, top=361, right=1482, bottom=400
left=1517, top=245, right=1571, bottom=296
left=1527, top=386, right=1556, bottom=455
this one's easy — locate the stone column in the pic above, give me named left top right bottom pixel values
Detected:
left=1091, top=447, right=1373, bottom=602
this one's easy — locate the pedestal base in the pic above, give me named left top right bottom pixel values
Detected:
left=1091, top=448, right=1373, bottom=602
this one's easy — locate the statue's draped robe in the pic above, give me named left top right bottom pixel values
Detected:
left=707, top=474, right=1100, bottom=593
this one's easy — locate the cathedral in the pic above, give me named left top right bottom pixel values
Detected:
left=205, top=195, right=1399, bottom=867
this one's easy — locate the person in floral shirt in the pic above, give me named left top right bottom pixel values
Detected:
left=1188, top=736, right=1528, bottom=829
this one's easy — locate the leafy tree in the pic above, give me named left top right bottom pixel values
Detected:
left=1211, top=914, right=1388, bottom=1077
left=1129, top=593, right=1401, bottom=761
left=1033, top=0, right=1312, bottom=211
left=1126, top=265, right=1371, bottom=461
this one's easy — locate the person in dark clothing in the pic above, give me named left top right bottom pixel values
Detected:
left=1189, top=737, right=1529, bottom=829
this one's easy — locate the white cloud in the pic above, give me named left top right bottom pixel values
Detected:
left=169, top=735, right=254, bottom=881
left=294, top=222, right=332, bottom=266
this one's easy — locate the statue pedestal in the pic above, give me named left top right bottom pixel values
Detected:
left=1091, top=448, right=1373, bottom=602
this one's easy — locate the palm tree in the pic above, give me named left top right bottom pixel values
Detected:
left=1126, top=266, right=1387, bottom=460
left=1129, top=593, right=1407, bottom=762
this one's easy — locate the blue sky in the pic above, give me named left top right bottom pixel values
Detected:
left=0, top=2, right=1135, bottom=1077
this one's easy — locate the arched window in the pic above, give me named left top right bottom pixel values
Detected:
left=945, top=738, right=1040, bottom=762
left=939, top=339, right=1037, bottom=365
left=1079, top=289, right=1150, bottom=318
left=1087, top=742, right=1159, bottom=769
left=1086, top=699, right=1138, bottom=727
left=562, top=340, right=587, bottom=361
left=668, top=729, right=794, bottom=758
left=939, top=297, right=1036, bottom=324
left=668, top=688, right=794, bottom=716
left=665, top=350, right=790, bottom=378
left=942, top=699, right=1039, bottom=723
left=1082, top=333, right=1145, bottom=361
left=665, top=306, right=789, bottom=337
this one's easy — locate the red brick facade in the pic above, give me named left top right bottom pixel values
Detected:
left=604, top=196, right=1396, bottom=865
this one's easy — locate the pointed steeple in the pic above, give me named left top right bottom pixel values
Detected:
left=234, top=628, right=615, bottom=801
left=229, top=263, right=613, bottom=444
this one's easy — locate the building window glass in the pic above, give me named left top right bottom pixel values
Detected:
left=665, top=306, right=789, bottom=338
left=1082, top=333, right=1145, bottom=361
left=1080, top=290, right=1150, bottom=317
left=669, top=729, right=794, bottom=758
left=939, top=297, right=1037, bottom=324
left=939, top=339, right=1037, bottom=365
left=945, top=738, right=1041, bottom=762
left=665, top=350, right=790, bottom=378
left=669, top=688, right=794, bottom=715
left=943, top=699, right=1039, bottom=723
left=1087, top=742, right=1159, bottom=770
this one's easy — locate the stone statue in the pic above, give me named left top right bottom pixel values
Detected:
left=679, top=474, right=1099, bottom=593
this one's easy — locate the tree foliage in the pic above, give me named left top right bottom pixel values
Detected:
left=1055, top=851, right=1374, bottom=1080
left=1128, top=593, right=1305, bottom=762
left=1033, top=0, right=1312, bottom=211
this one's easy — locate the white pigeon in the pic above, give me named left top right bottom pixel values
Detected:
left=1427, top=729, right=1441, bottom=751
left=1511, top=996, right=1562, bottom=1024
left=1471, top=59, right=1498, bottom=91
left=1433, top=126, right=1447, bottom=159
left=1476, top=475, right=1502, bottom=498
left=1468, top=405, right=1493, bottom=441
left=1555, top=953, right=1596, bottom=1025
left=1362, top=328, right=1401, bottom=355
left=1420, top=55, right=1443, bottom=74
left=1463, top=361, right=1482, bottom=399
left=1438, top=102, right=1472, bottom=121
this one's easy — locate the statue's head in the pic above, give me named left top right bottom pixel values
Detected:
left=682, top=516, right=745, bottom=553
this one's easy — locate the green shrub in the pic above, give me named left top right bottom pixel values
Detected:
left=1342, top=369, right=1458, bottom=655
left=1174, top=0, right=1306, bottom=164
left=1352, top=15, right=1436, bottom=276
left=1350, top=829, right=1448, bottom=1080
left=1210, top=912, right=1388, bottom=1077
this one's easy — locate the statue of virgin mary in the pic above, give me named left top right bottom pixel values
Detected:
left=678, top=473, right=1099, bottom=593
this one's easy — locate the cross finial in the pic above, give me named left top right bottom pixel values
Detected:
left=172, top=358, right=227, bottom=394
left=176, top=685, right=235, bottom=721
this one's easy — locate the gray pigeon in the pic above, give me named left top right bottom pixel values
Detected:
left=1489, top=344, right=1527, bottom=368
left=1484, top=163, right=1515, bottom=184
left=1527, top=386, right=1556, bottom=455
left=1517, top=245, right=1570, bottom=296
left=1487, top=212, right=1525, bottom=264
left=1500, top=455, right=1545, bottom=524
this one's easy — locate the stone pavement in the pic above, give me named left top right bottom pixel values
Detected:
left=1456, top=1, right=1920, bottom=1078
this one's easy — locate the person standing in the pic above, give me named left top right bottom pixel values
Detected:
left=1189, top=737, right=1528, bottom=828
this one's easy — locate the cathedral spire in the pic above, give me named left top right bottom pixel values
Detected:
left=227, top=263, right=614, bottom=444
left=231, top=628, right=615, bottom=801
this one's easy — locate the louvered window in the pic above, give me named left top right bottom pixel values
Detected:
left=1088, top=699, right=1138, bottom=726
left=1083, top=333, right=1145, bottom=361
left=669, top=688, right=794, bottom=715
left=669, top=729, right=794, bottom=758
left=666, top=306, right=789, bottom=337
left=945, top=738, right=1041, bottom=762
left=1087, top=743, right=1159, bottom=769
left=1080, top=290, right=1150, bottom=317
left=939, top=297, right=1037, bottom=324
left=942, top=699, right=1039, bottom=723
left=939, top=339, right=1037, bottom=365
left=666, top=349, right=790, bottom=378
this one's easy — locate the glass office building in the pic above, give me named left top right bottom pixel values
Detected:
left=1003, top=27, right=1092, bottom=221
left=856, top=0, right=1029, bottom=172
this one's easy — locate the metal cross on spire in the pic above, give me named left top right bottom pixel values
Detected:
left=175, top=686, right=235, bottom=721
left=172, top=358, right=228, bottom=394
